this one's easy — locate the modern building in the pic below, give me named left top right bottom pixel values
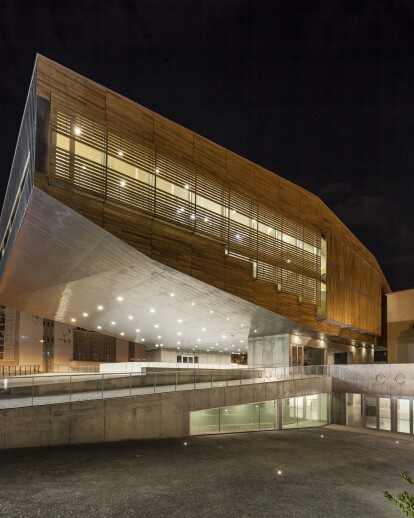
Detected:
left=0, top=55, right=390, bottom=372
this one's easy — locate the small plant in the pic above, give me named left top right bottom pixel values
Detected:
left=384, top=473, right=414, bottom=517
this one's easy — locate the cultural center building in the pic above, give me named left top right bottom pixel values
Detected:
left=0, top=56, right=389, bottom=372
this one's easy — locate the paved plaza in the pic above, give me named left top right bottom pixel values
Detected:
left=1, top=426, right=413, bottom=517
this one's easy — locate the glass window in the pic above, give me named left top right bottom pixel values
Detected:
left=365, top=396, right=377, bottom=429
left=397, top=399, right=410, bottom=433
left=379, top=398, right=391, bottom=431
left=346, top=393, right=362, bottom=427
left=190, top=409, right=220, bottom=435
left=220, top=403, right=260, bottom=433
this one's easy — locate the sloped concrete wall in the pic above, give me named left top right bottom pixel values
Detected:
left=0, top=376, right=331, bottom=449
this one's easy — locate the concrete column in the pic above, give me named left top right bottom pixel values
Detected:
left=248, top=334, right=290, bottom=367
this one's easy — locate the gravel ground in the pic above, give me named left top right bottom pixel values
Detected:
left=0, top=427, right=412, bottom=518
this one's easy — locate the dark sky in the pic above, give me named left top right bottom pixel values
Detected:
left=1, top=0, right=413, bottom=291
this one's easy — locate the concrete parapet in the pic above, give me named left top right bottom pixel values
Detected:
left=0, top=376, right=332, bottom=449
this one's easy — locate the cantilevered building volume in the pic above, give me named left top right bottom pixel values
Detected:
left=0, top=56, right=390, bottom=370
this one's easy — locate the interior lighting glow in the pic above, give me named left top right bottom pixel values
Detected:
left=82, top=312, right=88, bottom=317
left=141, top=338, right=145, bottom=341
left=128, top=316, right=133, bottom=320
left=177, top=319, right=183, bottom=323
left=222, top=335, right=226, bottom=339
left=201, top=328, right=206, bottom=331
left=184, top=184, right=189, bottom=189
left=135, top=329, right=140, bottom=333
left=190, top=214, right=196, bottom=220
left=71, top=318, right=76, bottom=322
left=204, top=217, right=209, bottom=222
left=74, top=126, right=81, bottom=135
left=120, top=180, right=126, bottom=187
left=197, top=339, right=201, bottom=342
left=177, top=341, right=181, bottom=345
left=155, top=344, right=159, bottom=348
left=111, top=321, right=116, bottom=325
left=235, top=234, right=241, bottom=239
left=157, top=335, right=162, bottom=339
left=97, top=326, right=102, bottom=330
left=170, top=292, right=175, bottom=297
left=155, top=168, right=159, bottom=173
left=210, top=310, right=213, bottom=314
left=117, top=296, right=123, bottom=301
left=277, top=470, right=282, bottom=475
left=120, top=332, right=125, bottom=336
left=154, top=324, right=159, bottom=328
left=254, top=329, right=257, bottom=333
left=150, top=308, right=155, bottom=313
left=177, top=346, right=180, bottom=350
left=177, top=332, right=181, bottom=336
left=287, top=259, right=291, bottom=263
left=97, top=305, right=104, bottom=310
left=191, top=302, right=195, bottom=306
left=118, top=150, right=123, bottom=156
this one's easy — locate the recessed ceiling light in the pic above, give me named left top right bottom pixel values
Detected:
left=157, top=335, right=162, bottom=339
left=210, top=310, right=213, bottom=314
left=220, top=350, right=222, bottom=353
left=71, top=318, right=76, bottom=322
left=222, top=335, right=226, bottom=339
left=128, top=316, right=133, bottom=320
left=82, top=312, right=88, bottom=317
left=150, top=308, right=155, bottom=313
left=215, top=343, right=218, bottom=346
left=97, top=326, right=102, bottom=330
left=74, top=126, right=81, bottom=135
left=120, top=332, right=125, bottom=336
left=201, top=328, right=206, bottom=331
left=160, top=343, right=163, bottom=347
left=117, top=296, right=123, bottom=302
left=194, top=345, right=198, bottom=348
left=224, top=348, right=228, bottom=351
left=136, top=329, right=140, bottom=333
left=97, top=305, right=104, bottom=310
left=231, top=345, right=234, bottom=348
left=226, top=317, right=229, bottom=321
left=177, top=319, right=183, bottom=323
left=254, top=329, right=257, bottom=333
left=207, top=349, right=210, bottom=352
left=177, top=332, right=181, bottom=336
left=111, top=321, right=116, bottom=325
left=177, top=341, right=181, bottom=345
left=197, top=339, right=201, bottom=342
left=154, top=324, right=159, bottom=328
left=170, top=292, right=174, bottom=297
left=155, top=344, right=159, bottom=348
left=177, top=346, right=180, bottom=350
left=191, top=302, right=195, bottom=306
left=141, top=338, right=145, bottom=341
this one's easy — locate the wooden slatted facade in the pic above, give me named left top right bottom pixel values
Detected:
left=33, top=55, right=389, bottom=346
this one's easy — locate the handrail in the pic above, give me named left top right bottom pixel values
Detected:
left=0, top=365, right=330, bottom=410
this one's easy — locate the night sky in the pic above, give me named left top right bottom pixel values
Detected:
left=1, top=1, right=413, bottom=292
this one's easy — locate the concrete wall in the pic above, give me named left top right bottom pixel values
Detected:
left=330, top=364, right=414, bottom=398
left=249, top=334, right=290, bottom=367
left=54, top=321, right=73, bottom=365
left=147, top=348, right=231, bottom=365
left=0, top=376, right=331, bottom=449
left=116, top=338, right=129, bottom=362
left=18, top=312, right=43, bottom=366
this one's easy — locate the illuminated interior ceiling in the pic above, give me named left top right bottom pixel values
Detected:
left=0, top=188, right=354, bottom=352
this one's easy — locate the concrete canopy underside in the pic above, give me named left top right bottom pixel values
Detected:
left=1, top=187, right=331, bottom=352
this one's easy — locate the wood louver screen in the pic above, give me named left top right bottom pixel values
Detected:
left=49, top=102, right=323, bottom=309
